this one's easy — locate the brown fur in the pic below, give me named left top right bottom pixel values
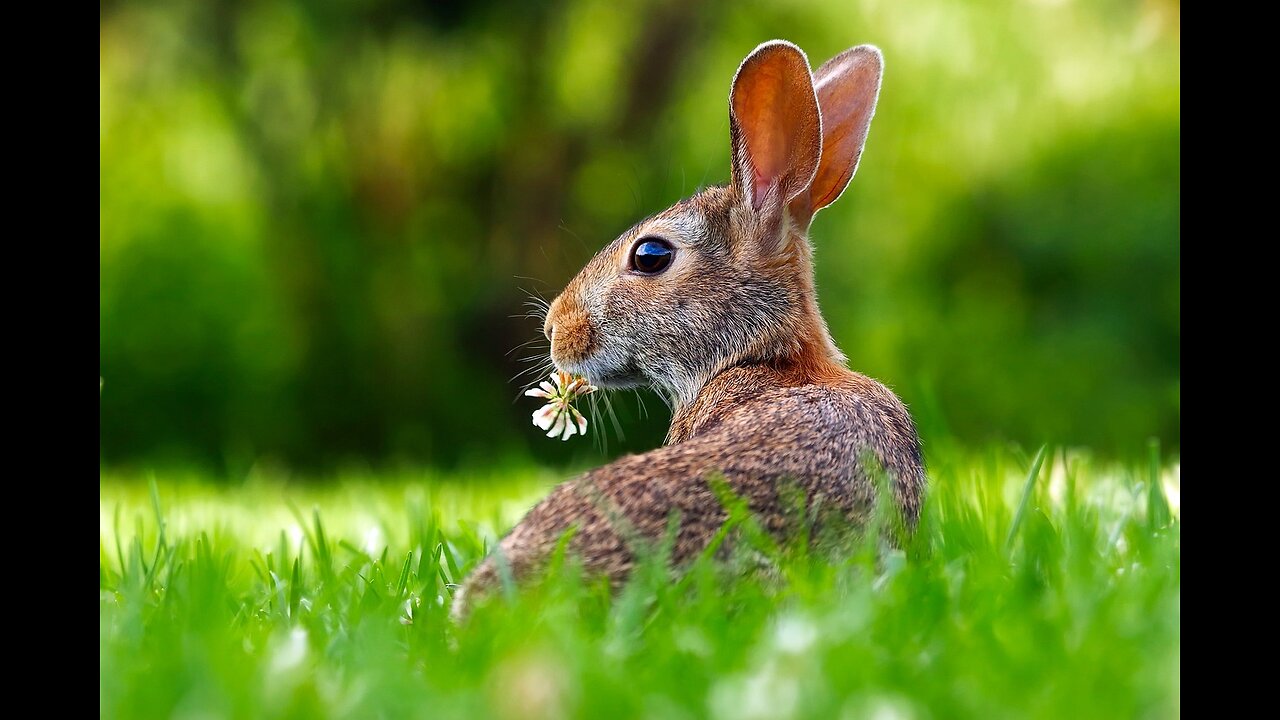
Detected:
left=453, top=41, right=922, bottom=619
left=545, top=291, right=595, bottom=363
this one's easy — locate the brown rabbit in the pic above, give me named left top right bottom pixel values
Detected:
left=454, top=40, right=924, bottom=618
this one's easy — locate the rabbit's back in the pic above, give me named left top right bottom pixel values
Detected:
left=624, top=364, right=923, bottom=547
left=463, top=364, right=924, bottom=598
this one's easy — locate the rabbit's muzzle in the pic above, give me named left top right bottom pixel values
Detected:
left=545, top=293, right=597, bottom=366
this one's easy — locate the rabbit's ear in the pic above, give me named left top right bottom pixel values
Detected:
left=800, top=45, right=883, bottom=216
left=729, top=41, right=822, bottom=219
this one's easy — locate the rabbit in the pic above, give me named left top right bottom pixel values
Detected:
left=453, top=40, right=925, bottom=620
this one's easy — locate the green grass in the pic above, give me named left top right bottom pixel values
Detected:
left=100, top=446, right=1179, bottom=719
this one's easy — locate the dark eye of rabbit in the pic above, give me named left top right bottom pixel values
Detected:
left=630, top=238, right=674, bottom=275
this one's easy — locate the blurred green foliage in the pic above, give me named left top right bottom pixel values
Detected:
left=100, top=0, right=1180, bottom=472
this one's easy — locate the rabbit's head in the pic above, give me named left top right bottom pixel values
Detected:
left=544, top=41, right=883, bottom=406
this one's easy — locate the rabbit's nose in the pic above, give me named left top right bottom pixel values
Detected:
left=544, top=295, right=561, bottom=343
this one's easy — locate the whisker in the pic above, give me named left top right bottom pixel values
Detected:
left=558, top=222, right=589, bottom=254
left=632, top=388, right=650, bottom=420
left=505, top=337, right=547, bottom=357
left=601, top=391, right=625, bottom=441
left=511, top=365, right=555, bottom=403
left=588, top=393, right=608, bottom=455
left=511, top=365, right=552, bottom=383
left=510, top=360, right=554, bottom=385
left=518, top=288, right=551, bottom=310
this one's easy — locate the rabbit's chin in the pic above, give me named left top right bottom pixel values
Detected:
left=554, top=355, right=644, bottom=390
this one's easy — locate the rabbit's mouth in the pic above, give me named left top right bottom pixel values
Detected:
left=555, top=351, right=643, bottom=390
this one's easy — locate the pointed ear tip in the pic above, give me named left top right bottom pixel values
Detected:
left=754, top=38, right=805, bottom=54
left=742, top=39, right=811, bottom=67
left=850, top=44, right=885, bottom=67
left=815, top=44, right=884, bottom=84
left=814, top=44, right=884, bottom=81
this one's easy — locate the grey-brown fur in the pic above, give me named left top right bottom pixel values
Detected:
left=453, top=41, right=924, bottom=619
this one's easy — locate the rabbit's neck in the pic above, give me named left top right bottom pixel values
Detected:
left=665, top=213, right=851, bottom=444
left=665, top=332, right=853, bottom=446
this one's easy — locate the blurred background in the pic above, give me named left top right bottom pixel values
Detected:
left=100, top=0, right=1180, bottom=475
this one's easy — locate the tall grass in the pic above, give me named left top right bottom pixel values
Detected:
left=100, top=446, right=1179, bottom=719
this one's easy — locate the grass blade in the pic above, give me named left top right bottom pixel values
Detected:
left=1147, top=438, right=1171, bottom=529
left=396, top=551, right=413, bottom=598
left=1005, top=444, right=1049, bottom=554
left=289, top=556, right=302, bottom=621
left=440, top=540, right=462, bottom=584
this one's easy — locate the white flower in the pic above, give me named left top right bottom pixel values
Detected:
left=526, top=371, right=596, bottom=441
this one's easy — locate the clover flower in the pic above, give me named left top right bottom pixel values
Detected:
left=526, top=371, right=597, bottom=441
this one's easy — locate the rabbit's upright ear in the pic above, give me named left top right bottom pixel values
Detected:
left=796, top=45, right=883, bottom=216
left=729, top=41, right=822, bottom=222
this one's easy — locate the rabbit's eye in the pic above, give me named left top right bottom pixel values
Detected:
left=630, top=238, right=674, bottom=275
